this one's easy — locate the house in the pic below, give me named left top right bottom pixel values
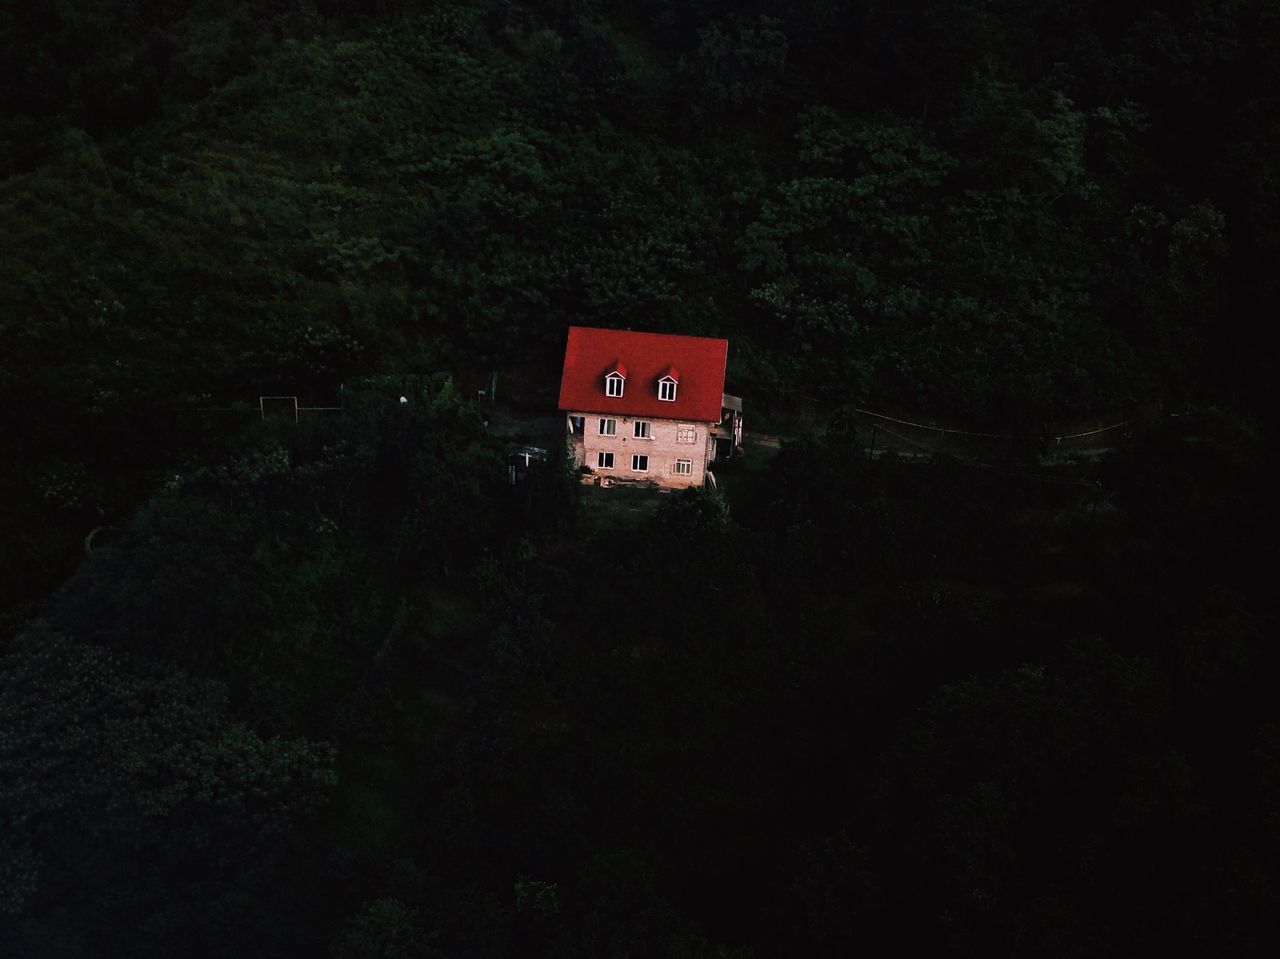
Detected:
left=557, top=326, right=743, bottom=489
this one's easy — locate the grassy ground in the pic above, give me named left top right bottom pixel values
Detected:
left=715, top=438, right=781, bottom=519
left=578, top=483, right=670, bottom=531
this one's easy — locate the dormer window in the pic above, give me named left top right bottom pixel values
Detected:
left=658, top=366, right=679, bottom=402
left=603, top=360, right=626, bottom=397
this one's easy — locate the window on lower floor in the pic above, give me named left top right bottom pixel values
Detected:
left=597, top=451, right=614, bottom=469
left=634, top=420, right=651, bottom=439
left=631, top=454, right=648, bottom=472
left=673, top=459, right=693, bottom=475
left=676, top=425, right=697, bottom=444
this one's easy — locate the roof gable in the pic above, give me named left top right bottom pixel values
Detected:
left=557, top=327, right=728, bottom=421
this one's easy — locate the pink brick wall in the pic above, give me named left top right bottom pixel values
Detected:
left=568, top=412, right=714, bottom=488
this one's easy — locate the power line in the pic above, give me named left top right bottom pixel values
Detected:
left=867, top=424, right=1104, bottom=490
left=852, top=407, right=1129, bottom=443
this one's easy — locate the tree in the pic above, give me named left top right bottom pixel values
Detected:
left=0, top=625, right=335, bottom=956
left=684, top=12, right=789, bottom=118
left=332, top=899, right=443, bottom=959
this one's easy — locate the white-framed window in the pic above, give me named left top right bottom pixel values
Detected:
left=658, top=378, right=677, bottom=402
left=633, top=421, right=651, bottom=439
left=631, top=454, right=649, bottom=472
left=597, top=451, right=614, bottom=469
left=676, top=425, right=697, bottom=444
left=673, top=459, right=693, bottom=476
left=605, top=373, right=624, bottom=397
left=598, top=418, right=617, bottom=436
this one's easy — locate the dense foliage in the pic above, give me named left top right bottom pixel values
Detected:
left=0, top=626, right=335, bottom=955
left=6, top=393, right=1277, bottom=955
left=5, top=0, right=1279, bottom=617
left=3, top=0, right=1279, bottom=955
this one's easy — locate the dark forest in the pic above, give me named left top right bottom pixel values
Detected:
left=2, top=1, right=1278, bottom=956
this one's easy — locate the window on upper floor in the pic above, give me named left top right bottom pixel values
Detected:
left=676, top=425, right=697, bottom=444
left=633, top=421, right=651, bottom=439
left=658, top=378, right=677, bottom=402
left=605, top=372, right=624, bottom=397
left=599, top=418, right=617, bottom=436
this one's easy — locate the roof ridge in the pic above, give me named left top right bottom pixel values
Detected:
left=567, top=324, right=727, bottom=344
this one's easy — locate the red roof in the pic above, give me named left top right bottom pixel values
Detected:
left=557, top=327, right=728, bottom=422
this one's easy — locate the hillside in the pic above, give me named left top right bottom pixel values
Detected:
left=3, top=2, right=1279, bottom=956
